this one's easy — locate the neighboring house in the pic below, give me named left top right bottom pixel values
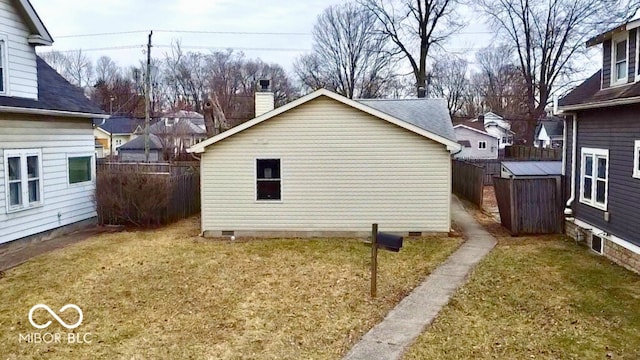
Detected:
left=188, top=88, right=461, bottom=237
left=0, top=0, right=106, bottom=246
left=93, top=116, right=141, bottom=157
left=149, top=110, right=207, bottom=155
left=535, top=117, right=564, bottom=149
left=557, top=17, right=640, bottom=273
left=117, top=134, right=164, bottom=162
left=453, top=121, right=499, bottom=159
left=471, top=112, right=515, bottom=149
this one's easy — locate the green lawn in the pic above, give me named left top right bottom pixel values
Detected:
left=0, top=217, right=461, bottom=359
left=404, top=210, right=640, bottom=359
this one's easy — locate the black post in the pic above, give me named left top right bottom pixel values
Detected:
left=371, top=223, right=378, bottom=298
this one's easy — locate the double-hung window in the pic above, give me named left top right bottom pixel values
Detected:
left=612, top=34, right=628, bottom=85
left=4, top=149, right=44, bottom=212
left=256, top=159, right=281, bottom=201
left=633, top=140, right=640, bottom=179
left=580, top=148, right=609, bottom=210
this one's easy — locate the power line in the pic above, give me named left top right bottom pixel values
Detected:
left=54, top=29, right=493, bottom=39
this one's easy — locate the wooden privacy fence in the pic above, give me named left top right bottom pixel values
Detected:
left=493, top=177, right=563, bottom=235
left=460, top=159, right=502, bottom=185
left=505, top=145, right=562, bottom=160
left=96, top=165, right=200, bottom=226
left=452, top=160, right=484, bottom=208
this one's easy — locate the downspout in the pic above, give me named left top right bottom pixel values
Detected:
left=564, top=113, right=578, bottom=216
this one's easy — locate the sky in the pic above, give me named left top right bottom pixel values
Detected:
left=29, top=0, right=494, bottom=74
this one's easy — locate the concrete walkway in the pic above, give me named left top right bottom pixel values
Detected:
left=343, top=196, right=497, bottom=360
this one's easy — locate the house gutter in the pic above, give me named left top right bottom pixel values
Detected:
left=564, top=113, right=578, bottom=216
left=0, top=105, right=108, bottom=119
left=557, top=96, right=640, bottom=112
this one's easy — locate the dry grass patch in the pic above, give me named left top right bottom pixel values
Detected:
left=0, top=217, right=462, bottom=359
left=404, top=204, right=640, bottom=359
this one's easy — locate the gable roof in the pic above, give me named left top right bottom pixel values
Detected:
left=118, top=134, right=164, bottom=151
left=535, top=118, right=564, bottom=138
left=189, top=89, right=461, bottom=154
left=150, top=118, right=206, bottom=135
left=14, top=0, right=53, bottom=45
left=557, top=70, right=640, bottom=110
left=96, top=117, right=142, bottom=135
left=356, top=98, right=456, bottom=143
left=453, top=123, right=497, bottom=139
left=0, top=57, right=105, bottom=118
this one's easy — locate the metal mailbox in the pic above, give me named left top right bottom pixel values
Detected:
left=376, top=232, right=403, bottom=252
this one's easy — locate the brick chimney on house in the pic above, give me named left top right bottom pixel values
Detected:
left=255, top=79, right=274, bottom=117
left=478, top=114, right=485, bottom=125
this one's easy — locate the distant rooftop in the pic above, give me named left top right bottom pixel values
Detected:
left=502, top=161, right=562, bottom=176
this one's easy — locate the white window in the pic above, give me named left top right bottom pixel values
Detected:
left=580, top=148, right=609, bottom=210
left=633, top=140, right=640, bottom=179
left=256, top=159, right=281, bottom=201
left=67, top=155, right=93, bottom=185
left=0, top=34, right=7, bottom=94
left=478, top=141, right=487, bottom=149
left=612, top=33, right=628, bottom=85
left=114, top=139, right=122, bottom=147
left=4, top=149, right=44, bottom=212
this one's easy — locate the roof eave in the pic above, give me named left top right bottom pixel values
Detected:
left=557, top=96, right=640, bottom=112
left=0, top=105, right=108, bottom=119
left=18, top=0, right=54, bottom=45
left=189, top=89, right=460, bottom=154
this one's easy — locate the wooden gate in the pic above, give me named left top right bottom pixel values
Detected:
left=493, top=177, right=563, bottom=235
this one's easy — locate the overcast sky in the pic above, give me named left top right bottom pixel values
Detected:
left=30, top=0, right=494, bottom=74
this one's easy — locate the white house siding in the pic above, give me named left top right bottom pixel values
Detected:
left=200, top=96, right=452, bottom=235
left=0, top=0, right=38, bottom=99
left=0, top=115, right=96, bottom=244
left=453, top=127, right=498, bottom=159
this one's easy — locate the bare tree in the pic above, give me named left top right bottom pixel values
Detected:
left=64, top=50, right=94, bottom=89
left=477, top=0, right=638, bottom=142
left=294, top=3, right=394, bottom=99
left=360, top=0, right=463, bottom=97
left=95, top=56, right=120, bottom=83
left=430, top=55, right=469, bottom=116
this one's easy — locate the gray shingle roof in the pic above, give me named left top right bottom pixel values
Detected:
left=118, top=134, right=164, bottom=150
left=356, top=98, right=456, bottom=143
left=0, top=57, right=104, bottom=115
left=502, top=161, right=562, bottom=176
left=96, top=116, right=143, bottom=134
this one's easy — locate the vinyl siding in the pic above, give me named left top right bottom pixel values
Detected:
left=0, top=116, right=96, bottom=244
left=628, top=29, right=636, bottom=84
left=602, top=39, right=611, bottom=89
left=200, top=96, right=452, bottom=234
left=0, top=0, right=38, bottom=99
left=453, top=127, right=498, bottom=159
left=568, top=105, right=640, bottom=247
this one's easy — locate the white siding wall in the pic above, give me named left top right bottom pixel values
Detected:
left=0, top=116, right=96, bottom=244
left=454, top=127, right=499, bottom=159
left=0, top=0, right=38, bottom=99
left=201, top=96, right=452, bottom=234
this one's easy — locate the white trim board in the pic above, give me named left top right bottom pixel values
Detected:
left=572, top=218, right=640, bottom=255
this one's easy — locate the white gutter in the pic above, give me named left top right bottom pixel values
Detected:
left=557, top=96, right=640, bottom=112
left=564, top=114, right=578, bottom=216
left=0, top=105, right=108, bottom=119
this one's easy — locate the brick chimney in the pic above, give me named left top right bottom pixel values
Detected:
left=255, top=79, right=274, bottom=117
left=478, top=114, right=485, bottom=125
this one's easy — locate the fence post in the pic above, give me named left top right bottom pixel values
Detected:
left=509, top=177, right=518, bottom=236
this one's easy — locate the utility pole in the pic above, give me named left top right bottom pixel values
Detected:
left=144, top=31, right=152, bottom=162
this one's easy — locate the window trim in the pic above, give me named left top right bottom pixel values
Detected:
left=633, top=140, right=640, bottom=179
left=4, top=148, right=44, bottom=213
left=0, top=33, right=8, bottom=95
left=478, top=141, right=487, bottom=150
left=255, top=158, right=282, bottom=202
left=66, top=153, right=95, bottom=186
left=611, top=32, right=629, bottom=86
left=579, top=147, right=609, bottom=211
left=636, top=29, right=640, bottom=82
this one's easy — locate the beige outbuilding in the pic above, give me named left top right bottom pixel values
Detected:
left=188, top=88, right=461, bottom=237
